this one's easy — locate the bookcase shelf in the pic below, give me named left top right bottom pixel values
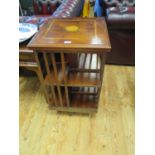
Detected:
left=67, top=72, right=101, bottom=87
left=45, top=72, right=101, bottom=87
left=47, top=86, right=98, bottom=113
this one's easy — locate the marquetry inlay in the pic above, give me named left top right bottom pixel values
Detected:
left=65, top=25, right=79, bottom=32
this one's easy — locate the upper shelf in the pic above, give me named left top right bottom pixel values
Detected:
left=44, top=53, right=102, bottom=87
left=67, top=72, right=101, bottom=87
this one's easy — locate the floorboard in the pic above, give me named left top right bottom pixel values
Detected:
left=20, top=65, right=135, bottom=155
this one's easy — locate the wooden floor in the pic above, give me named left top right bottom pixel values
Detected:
left=19, top=65, right=135, bottom=155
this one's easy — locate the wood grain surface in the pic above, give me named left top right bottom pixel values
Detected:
left=20, top=65, right=135, bottom=155
left=27, top=18, right=111, bottom=52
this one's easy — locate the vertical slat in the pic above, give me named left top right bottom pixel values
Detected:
left=96, top=53, right=99, bottom=69
left=64, top=87, right=70, bottom=107
left=100, top=53, right=103, bottom=81
left=82, top=53, right=87, bottom=68
left=43, top=52, right=57, bottom=106
left=61, top=52, right=67, bottom=82
left=50, top=53, right=59, bottom=82
left=43, top=53, right=52, bottom=82
left=61, top=52, right=70, bottom=107
left=78, top=53, right=81, bottom=61
left=96, top=53, right=106, bottom=109
left=78, top=53, right=82, bottom=68
left=87, top=86, right=90, bottom=93
left=96, top=88, right=101, bottom=108
left=50, top=53, right=63, bottom=107
left=89, top=53, right=93, bottom=69
left=88, top=53, right=93, bottom=92
left=94, top=87, right=97, bottom=95
left=99, top=54, right=101, bottom=69
left=96, top=54, right=103, bottom=108
left=34, top=51, right=50, bottom=104
left=100, top=53, right=106, bottom=81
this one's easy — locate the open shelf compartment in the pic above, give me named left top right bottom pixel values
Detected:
left=41, top=52, right=102, bottom=87
left=46, top=85, right=99, bottom=113
left=35, top=51, right=105, bottom=113
left=69, top=86, right=98, bottom=109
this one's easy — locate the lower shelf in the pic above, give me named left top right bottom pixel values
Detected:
left=70, top=94, right=97, bottom=109
left=49, top=94, right=98, bottom=113
left=46, top=85, right=99, bottom=113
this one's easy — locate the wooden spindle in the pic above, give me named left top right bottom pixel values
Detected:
left=50, top=53, right=63, bottom=107
left=43, top=52, right=57, bottom=106
left=82, top=53, right=87, bottom=69
left=34, top=51, right=50, bottom=104
left=61, top=52, right=70, bottom=107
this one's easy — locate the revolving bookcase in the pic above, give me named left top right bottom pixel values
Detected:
left=28, top=18, right=111, bottom=113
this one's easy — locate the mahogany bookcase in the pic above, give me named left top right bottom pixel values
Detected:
left=28, top=18, right=111, bottom=113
